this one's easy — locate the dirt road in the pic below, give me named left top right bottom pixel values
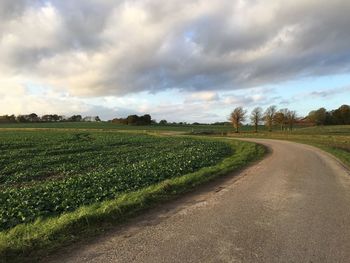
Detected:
left=47, top=139, right=350, bottom=263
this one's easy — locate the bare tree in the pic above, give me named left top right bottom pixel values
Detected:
left=286, top=110, right=297, bottom=131
left=230, top=107, right=247, bottom=133
left=250, top=107, right=263, bottom=132
left=264, top=105, right=277, bottom=132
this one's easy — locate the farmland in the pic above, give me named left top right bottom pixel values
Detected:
left=0, top=129, right=265, bottom=261
left=0, top=121, right=248, bottom=133
left=1, top=123, right=349, bottom=261
left=0, top=131, right=233, bottom=230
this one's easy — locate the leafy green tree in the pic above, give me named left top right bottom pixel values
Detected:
left=127, top=115, right=139, bottom=125
left=332, top=105, right=350, bottom=125
left=140, top=114, right=152, bottom=125
left=68, top=115, right=82, bottom=122
left=307, top=108, right=327, bottom=125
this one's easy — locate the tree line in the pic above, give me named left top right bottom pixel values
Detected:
left=1, top=104, right=348, bottom=127
left=110, top=114, right=152, bottom=125
left=306, top=105, right=350, bottom=125
left=0, top=113, right=101, bottom=123
left=230, top=106, right=297, bottom=133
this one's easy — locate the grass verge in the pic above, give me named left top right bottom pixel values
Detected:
left=291, top=141, right=350, bottom=169
left=0, top=138, right=265, bottom=262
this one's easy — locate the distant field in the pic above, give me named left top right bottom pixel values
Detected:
left=0, top=121, right=234, bottom=132
left=292, top=125, right=350, bottom=135
left=1, top=122, right=349, bottom=135
left=0, top=121, right=268, bottom=133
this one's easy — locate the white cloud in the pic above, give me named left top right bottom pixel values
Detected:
left=185, top=91, right=220, bottom=102
left=309, top=86, right=350, bottom=98
left=0, top=0, right=350, bottom=120
left=1, top=0, right=350, bottom=96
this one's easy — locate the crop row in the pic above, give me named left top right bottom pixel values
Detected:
left=0, top=131, right=232, bottom=231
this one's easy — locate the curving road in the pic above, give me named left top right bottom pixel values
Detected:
left=47, top=139, right=350, bottom=263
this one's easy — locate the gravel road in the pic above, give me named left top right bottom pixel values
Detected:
left=47, top=139, right=350, bottom=263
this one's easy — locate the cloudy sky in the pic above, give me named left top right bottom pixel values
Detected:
left=0, top=0, right=350, bottom=122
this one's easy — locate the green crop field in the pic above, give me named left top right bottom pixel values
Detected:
left=0, top=131, right=233, bottom=231
left=4, top=123, right=348, bottom=261
left=0, top=121, right=235, bottom=132
left=0, top=129, right=265, bottom=261
left=1, top=122, right=348, bottom=262
left=0, top=121, right=269, bottom=133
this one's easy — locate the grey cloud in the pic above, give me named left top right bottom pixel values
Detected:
left=1, top=0, right=350, bottom=96
left=223, top=93, right=280, bottom=108
left=0, top=0, right=30, bottom=20
left=279, top=99, right=291, bottom=106
left=309, top=86, right=350, bottom=98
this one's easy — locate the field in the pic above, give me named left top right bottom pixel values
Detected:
left=0, top=129, right=264, bottom=261
left=0, top=121, right=268, bottom=133
left=0, top=121, right=235, bottom=133
left=1, top=123, right=349, bottom=261
left=0, top=131, right=233, bottom=231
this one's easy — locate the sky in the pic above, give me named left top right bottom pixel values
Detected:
left=0, top=0, right=350, bottom=123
